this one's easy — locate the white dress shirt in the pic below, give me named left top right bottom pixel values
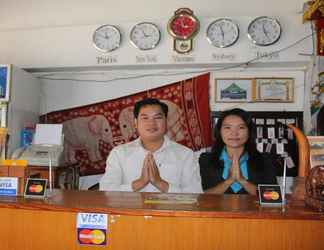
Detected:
left=99, top=136, right=203, bottom=193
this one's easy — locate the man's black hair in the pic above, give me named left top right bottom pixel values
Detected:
left=133, top=98, right=168, bottom=118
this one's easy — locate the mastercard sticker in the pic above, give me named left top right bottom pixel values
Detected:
left=24, top=178, right=47, bottom=198
left=28, top=184, right=44, bottom=193
left=77, top=228, right=106, bottom=246
left=258, top=184, right=283, bottom=206
left=262, top=191, right=280, bottom=201
left=77, top=213, right=108, bottom=246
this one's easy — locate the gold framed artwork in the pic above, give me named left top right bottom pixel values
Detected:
left=214, top=78, right=253, bottom=103
left=254, top=78, right=294, bottom=102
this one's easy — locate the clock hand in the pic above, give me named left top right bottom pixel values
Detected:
left=219, top=25, right=225, bottom=41
left=262, top=24, right=270, bottom=39
left=180, top=18, right=190, bottom=29
left=96, top=33, right=106, bottom=39
left=142, top=30, right=149, bottom=38
left=180, top=19, right=187, bottom=28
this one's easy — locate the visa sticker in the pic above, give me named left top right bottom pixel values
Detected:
left=77, top=213, right=108, bottom=246
left=0, top=177, right=18, bottom=196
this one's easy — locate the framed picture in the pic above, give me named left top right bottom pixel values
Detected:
left=307, top=136, right=324, bottom=168
left=214, top=78, right=253, bottom=102
left=0, top=65, right=11, bottom=102
left=255, top=78, right=294, bottom=102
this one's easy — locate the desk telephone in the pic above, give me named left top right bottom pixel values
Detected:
left=12, top=145, right=64, bottom=167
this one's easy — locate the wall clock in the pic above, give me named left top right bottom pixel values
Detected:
left=247, top=16, right=281, bottom=46
left=92, top=25, right=122, bottom=52
left=167, top=8, right=200, bottom=54
left=130, top=22, right=161, bottom=50
left=206, top=18, right=239, bottom=48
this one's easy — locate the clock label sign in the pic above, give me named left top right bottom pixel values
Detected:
left=255, top=51, right=280, bottom=60
left=171, top=55, right=195, bottom=63
left=135, top=55, right=158, bottom=63
left=211, top=53, right=236, bottom=61
left=96, top=56, right=118, bottom=64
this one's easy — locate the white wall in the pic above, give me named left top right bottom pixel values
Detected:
left=0, top=1, right=313, bottom=123
left=0, top=1, right=306, bottom=31
left=0, top=15, right=312, bottom=69
left=38, top=67, right=306, bottom=116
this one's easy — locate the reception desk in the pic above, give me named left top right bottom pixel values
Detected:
left=0, top=190, right=323, bottom=250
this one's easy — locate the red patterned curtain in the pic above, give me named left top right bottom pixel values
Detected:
left=42, top=73, right=212, bottom=176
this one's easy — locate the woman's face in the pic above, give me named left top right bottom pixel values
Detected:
left=220, top=115, right=249, bottom=149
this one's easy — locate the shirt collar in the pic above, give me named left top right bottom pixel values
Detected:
left=220, top=148, right=249, bottom=163
left=135, top=135, right=170, bottom=153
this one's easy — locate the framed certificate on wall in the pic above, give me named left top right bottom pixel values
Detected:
left=0, top=65, right=11, bottom=102
left=254, top=78, right=294, bottom=102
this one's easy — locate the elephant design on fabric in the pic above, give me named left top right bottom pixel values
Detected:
left=63, top=115, right=113, bottom=163
left=118, top=106, right=136, bottom=142
left=162, top=100, right=185, bottom=142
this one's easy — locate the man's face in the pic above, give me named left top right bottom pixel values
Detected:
left=135, top=104, right=167, bottom=142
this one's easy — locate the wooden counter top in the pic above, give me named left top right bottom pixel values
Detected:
left=0, top=190, right=322, bottom=220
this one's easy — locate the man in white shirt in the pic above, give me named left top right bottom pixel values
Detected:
left=99, top=98, right=202, bottom=193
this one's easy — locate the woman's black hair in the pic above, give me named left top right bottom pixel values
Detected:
left=133, top=98, right=168, bottom=118
left=211, top=108, right=259, bottom=161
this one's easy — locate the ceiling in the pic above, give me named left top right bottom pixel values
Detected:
left=0, top=0, right=306, bottom=31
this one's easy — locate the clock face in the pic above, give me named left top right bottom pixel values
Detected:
left=168, top=14, right=199, bottom=40
left=92, top=25, right=122, bottom=52
left=206, top=18, right=239, bottom=48
left=130, top=22, right=161, bottom=50
left=247, top=16, right=281, bottom=46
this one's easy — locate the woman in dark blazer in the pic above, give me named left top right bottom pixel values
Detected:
left=199, top=108, right=277, bottom=195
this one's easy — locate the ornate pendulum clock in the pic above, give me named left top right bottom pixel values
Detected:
left=167, top=8, right=200, bottom=54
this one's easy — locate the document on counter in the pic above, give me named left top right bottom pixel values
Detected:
left=144, top=193, right=198, bottom=204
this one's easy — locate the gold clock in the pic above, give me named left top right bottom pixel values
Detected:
left=167, top=8, right=200, bottom=54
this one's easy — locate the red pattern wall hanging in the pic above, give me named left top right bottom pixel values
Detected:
left=42, top=73, right=212, bottom=176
